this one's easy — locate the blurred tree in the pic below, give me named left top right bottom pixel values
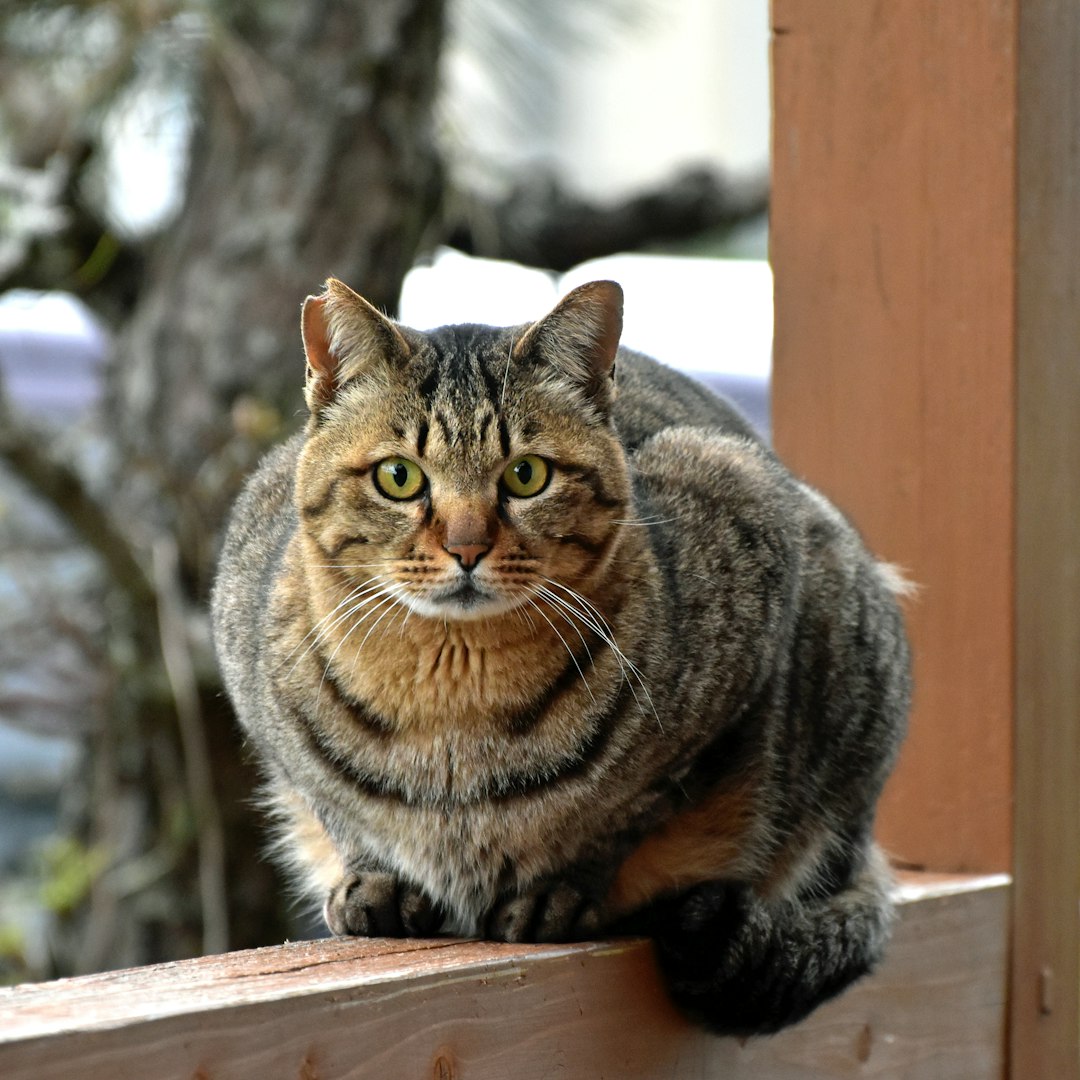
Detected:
left=0, top=0, right=766, bottom=975
left=2, top=0, right=447, bottom=974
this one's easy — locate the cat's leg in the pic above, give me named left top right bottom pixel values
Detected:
left=266, top=785, right=441, bottom=937
left=485, top=777, right=763, bottom=944
left=647, top=844, right=895, bottom=1036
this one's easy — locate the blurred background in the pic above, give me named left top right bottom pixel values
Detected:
left=0, top=0, right=770, bottom=980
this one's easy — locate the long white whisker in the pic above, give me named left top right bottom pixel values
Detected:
left=513, top=598, right=537, bottom=632
left=310, top=591, right=400, bottom=723
left=278, top=576, right=388, bottom=673
left=500, top=336, right=514, bottom=408
left=314, top=591, right=400, bottom=710
left=535, top=583, right=652, bottom=723
left=353, top=597, right=406, bottom=660
left=541, top=578, right=645, bottom=679
left=532, top=586, right=593, bottom=664
left=326, top=591, right=399, bottom=667
left=525, top=594, right=595, bottom=703
left=539, top=579, right=660, bottom=730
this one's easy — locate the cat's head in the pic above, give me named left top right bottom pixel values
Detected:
left=294, top=277, right=630, bottom=622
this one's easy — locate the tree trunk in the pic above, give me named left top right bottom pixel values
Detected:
left=53, top=0, right=446, bottom=974
left=113, top=0, right=444, bottom=548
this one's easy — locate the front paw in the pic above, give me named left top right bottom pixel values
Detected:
left=485, top=881, right=605, bottom=943
left=324, top=871, right=441, bottom=938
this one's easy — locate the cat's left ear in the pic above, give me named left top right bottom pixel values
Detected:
left=514, top=280, right=623, bottom=412
left=301, top=277, right=412, bottom=412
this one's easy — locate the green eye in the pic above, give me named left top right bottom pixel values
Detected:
left=374, top=457, right=426, bottom=500
left=502, top=455, right=550, bottom=498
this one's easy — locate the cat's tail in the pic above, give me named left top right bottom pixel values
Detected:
left=644, top=846, right=895, bottom=1036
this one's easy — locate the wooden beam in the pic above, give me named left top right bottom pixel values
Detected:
left=1012, top=3, right=1080, bottom=1077
left=770, top=0, right=1016, bottom=875
left=771, top=2, right=1080, bottom=1074
left=0, top=875, right=1008, bottom=1080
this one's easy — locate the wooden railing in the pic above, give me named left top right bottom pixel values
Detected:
left=0, top=873, right=1008, bottom=1080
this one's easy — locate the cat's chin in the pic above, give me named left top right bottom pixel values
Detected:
left=396, top=584, right=527, bottom=623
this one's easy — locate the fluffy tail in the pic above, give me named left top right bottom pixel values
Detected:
left=639, top=851, right=895, bottom=1036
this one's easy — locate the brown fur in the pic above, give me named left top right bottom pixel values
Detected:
left=212, top=277, right=911, bottom=1034
left=608, top=780, right=763, bottom=914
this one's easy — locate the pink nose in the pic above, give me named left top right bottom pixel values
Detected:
left=445, top=541, right=490, bottom=568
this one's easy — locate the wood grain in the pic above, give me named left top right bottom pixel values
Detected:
left=771, top=4, right=1080, bottom=1073
left=0, top=875, right=1008, bottom=1080
left=1012, top=3, right=1080, bottom=1077
left=770, top=0, right=1016, bottom=874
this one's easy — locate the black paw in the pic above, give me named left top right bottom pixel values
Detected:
left=324, top=871, right=441, bottom=938
left=484, top=881, right=605, bottom=943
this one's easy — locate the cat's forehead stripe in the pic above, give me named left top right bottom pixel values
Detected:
left=406, top=327, right=522, bottom=459
left=421, top=325, right=514, bottom=413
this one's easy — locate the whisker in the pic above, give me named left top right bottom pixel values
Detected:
left=531, top=586, right=593, bottom=665
left=318, top=589, right=397, bottom=673
left=310, top=561, right=391, bottom=570
left=611, top=516, right=678, bottom=527
left=346, top=600, right=408, bottom=685
left=354, top=596, right=406, bottom=659
left=277, top=576, right=388, bottom=673
left=514, top=599, right=538, bottom=632
left=397, top=603, right=415, bottom=641
left=525, top=594, right=595, bottom=703
left=313, top=591, right=401, bottom=725
left=315, top=591, right=400, bottom=713
left=539, top=578, right=661, bottom=731
left=500, top=335, right=514, bottom=408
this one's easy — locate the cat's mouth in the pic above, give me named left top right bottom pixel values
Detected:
left=398, top=576, right=524, bottom=621
left=442, top=580, right=487, bottom=607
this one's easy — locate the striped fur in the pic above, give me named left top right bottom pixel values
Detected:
left=211, top=279, right=910, bottom=1034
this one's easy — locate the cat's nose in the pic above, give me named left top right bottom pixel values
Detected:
left=445, top=540, right=490, bottom=569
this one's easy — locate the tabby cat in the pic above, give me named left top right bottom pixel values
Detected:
left=211, top=277, right=910, bottom=1035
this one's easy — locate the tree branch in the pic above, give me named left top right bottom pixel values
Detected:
left=444, top=165, right=769, bottom=272
left=0, top=390, right=158, bottom=617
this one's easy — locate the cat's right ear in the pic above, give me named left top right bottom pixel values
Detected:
left=301, top=278, right=411, bottom=412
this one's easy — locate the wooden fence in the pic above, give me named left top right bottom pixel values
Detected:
left=1, top=2, right=1077, bottom=1077
left=0, top=874, right=1007, bottom=1080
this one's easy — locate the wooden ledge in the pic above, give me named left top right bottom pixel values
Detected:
left=0, top=873, right=1009, bottom=1080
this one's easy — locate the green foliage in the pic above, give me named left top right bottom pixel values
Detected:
left=39, top=836, right=109, bottom=916
left=0, top=922, right=29, bottom=985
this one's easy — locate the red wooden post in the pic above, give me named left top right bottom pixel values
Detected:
left=770, top=2, right=1080, bottom=1076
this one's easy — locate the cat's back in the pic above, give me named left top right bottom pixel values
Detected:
left=212, top=432, right=303, bottom=697
left=613, top=347, right=762, bottom=451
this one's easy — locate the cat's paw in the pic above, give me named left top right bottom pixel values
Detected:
left=324, top=871, right=441, bottom=938
left=484, top=882, right=605, bottom=943
left=649, top=880, right=890, bottom=1035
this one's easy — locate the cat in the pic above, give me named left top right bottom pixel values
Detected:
left=211, top=276, right=911, bottom=1035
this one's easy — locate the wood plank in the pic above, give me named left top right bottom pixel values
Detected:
left=1012, top=3, right=1080, bottom=1077
left=770, top=0, right=1016, bottom=873
left=0, top=875, right=1008, bottom=1080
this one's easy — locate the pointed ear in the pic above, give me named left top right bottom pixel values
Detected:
left=301, top=277, right=411, bottom=412
left=513, top=280, right=623, bottom=409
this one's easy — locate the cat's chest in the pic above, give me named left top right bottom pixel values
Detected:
left=333, top=630, right=552, bottom=734
left=273, top=593, right=634, bottom=804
